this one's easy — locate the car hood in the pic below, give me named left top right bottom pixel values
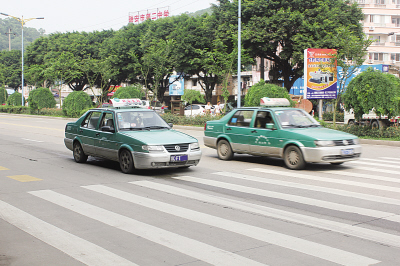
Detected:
left=285, top=127, right=357, bottom=140
left=119, top=129, right=197, bottom=145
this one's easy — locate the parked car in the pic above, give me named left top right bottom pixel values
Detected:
left=204, top=98, right=361, bottom=170
left=142, top=100, right=164, bottom=113
left=184, top=104, right=215, bottom=116
left=64, top=107, right=201, bottom=173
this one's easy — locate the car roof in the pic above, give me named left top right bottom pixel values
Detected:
left=233, top=106, right=295, bottom=111
left=90, top=107, right=153, bottom=113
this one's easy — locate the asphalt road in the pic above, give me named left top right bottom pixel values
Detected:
left=1, top=113, right=399, bottom=266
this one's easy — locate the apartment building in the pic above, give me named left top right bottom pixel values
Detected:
left=353, top=0, right=400, bottom=66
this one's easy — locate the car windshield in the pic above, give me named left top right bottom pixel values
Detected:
left=274, top=109, right=320, bottom=128
left=117, top=111, right=170, bottom=131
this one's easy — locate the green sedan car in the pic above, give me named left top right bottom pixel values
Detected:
left=64, top=107, right=201, bottom=173
left=204, top=104, right=361, bottom=170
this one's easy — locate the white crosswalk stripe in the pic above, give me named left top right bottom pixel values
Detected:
left=348, top=166, right=399, bottom=175
left=350, top=160, right=400, bottom=169
left=324, top=170, right=400, bottom=184
left=379, top=157, right=400, bottom=161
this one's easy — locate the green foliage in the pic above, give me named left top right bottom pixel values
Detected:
left=322, top=112, right=344, bottom=122
left=244, top=80, right=295, bottom=107
left=324, top=124, right=400, bottom=141
left=27, top=87, right=56, bottom=112
left=7, top=91, right=22, bottom=106
left=0, top=50, right=22, bottom=89
left=181, top=89, right=205, bottom=105
left=0, top=105, right=29, bottom=113
left=161, top=113, right=221, bottom=126
left=62, top=91, right=93, bottom=117
left=112, top=85, right=144, bottom=99
left=343, top=68, right=400, bottom=119
left=0, top=87, right=7, bottom=104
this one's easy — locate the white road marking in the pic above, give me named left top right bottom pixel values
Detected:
left=351, top=160, right=400, bottom=169
left=324, top=170, right=400, bottom=184
left=84, top=184, right=379, bottom=266
left=29, top=190, right=265, bottom=266
left=131, top=180, right=400, bottom=249
left=170, top=176, right=400, bottom=223
left=350, top=166, right=399, bottom=175
left=21, top=138, right=44, bottom=143
left=379, top=157, right=400, bottom=161
left=0, top=200, right=136, bottom=266
left=246, top=168, right=400, bottom=196
left=361, top=158, right=400, bottom=164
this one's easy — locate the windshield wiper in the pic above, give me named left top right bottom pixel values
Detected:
left=143, top=126, right=170, bottom=130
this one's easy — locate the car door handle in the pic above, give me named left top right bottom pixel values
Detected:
left=251, top=130, right=257, bottom=133
left=95, top=133, right=100, bottom=137
left=226, top=127, right=232, bottom=130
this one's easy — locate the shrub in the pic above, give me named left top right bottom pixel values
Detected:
left=0, top=105, right=29, bottom=114
left=63, top=91, right=93, bottom=117
left=0, top=87, right=8, bottom=105
left=244, top=80, right=295, bottom=107
left=27, top=87, right=56, bottom=113
left=7, top=92, right=22, bottom=106
left=161, top=113, right=221, bottom=126
left=322, top=112, right=344, bottom=122
left=112, top=85, right=145, bottom=99
left=324, top=124, right=400, bottom=140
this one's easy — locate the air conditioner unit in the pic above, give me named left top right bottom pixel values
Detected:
left=369, top=26, right=375, bottom=31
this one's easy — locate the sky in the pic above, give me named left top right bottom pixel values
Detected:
left=1, top=0, right=219, bottom=34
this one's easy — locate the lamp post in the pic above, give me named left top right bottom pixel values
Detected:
left=0, top=13, right=44, bottom=106
left=237, top=0, right=242, bottom=108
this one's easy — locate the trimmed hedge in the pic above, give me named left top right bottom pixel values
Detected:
left=322, top=111, right=344, bottom=122
left=7, top=92, right=22, bottom=106
left=62, top=91, right=93, bottom=117
left=27, top=87, right=56, bottom=112
left=0, top=106, right=29, bottom=114
left=324, top=124, right=400, bottom=140
left=161, top=113, right=222, bottom=126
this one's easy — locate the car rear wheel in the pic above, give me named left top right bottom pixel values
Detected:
left=217, top=139, right=234, bottom=160
left=73, top=142, right=88, bottom=163
left=119, top=149, right=135, bottom=174
left=284, top=145, right=305, bottom=170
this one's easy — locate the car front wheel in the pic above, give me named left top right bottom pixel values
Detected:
left=119, top=149, right=136, bottom=174
left=284, top=145, right=305, bottom=170
left=217, top=139, right=234, bottom=160
left=73, top=142, right=88, bottom=163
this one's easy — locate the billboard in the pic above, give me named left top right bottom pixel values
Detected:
left=304, top=48, right=337, bottom=99
left=169, top=75, right=184, bottom=96
left=129, top=7, right=170, bottom=24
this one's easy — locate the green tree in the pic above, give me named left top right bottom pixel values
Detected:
left=0, top=50, right=22, bottom=89
left=7, top=91, right=22, bottom=106
left=181, top=89, right=205, bottom=116
left=213, top=0, right=365, bottom=91
left=0, top=87, right=7, bottom=105
left=343, top=68, right=400, bottom=120
left=62, top=91, right=92, bottom=117
left=27, top=87, right=56, bottom=113
left=112, top=85, right=145, bottom=99
left=244, top=80, right=294, bottom=107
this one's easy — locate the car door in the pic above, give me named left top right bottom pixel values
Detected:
left=249, top=110, right=282, bottom=156
left=95, top=112, right=119, bottom=160
left=79, top=111, right=102, bottom=155
left=224, top=110, right=255, bottom=153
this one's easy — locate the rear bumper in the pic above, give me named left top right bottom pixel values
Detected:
left=132, top=150, right=202, bottom=169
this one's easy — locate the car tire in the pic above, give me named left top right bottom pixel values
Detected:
left=284, top=145, right=305, bottom=170
left=73, top=142, right=88, bottom=163
left=217, top=139, right=234, bottom=160
left=119, top=149, right=136, bottom=174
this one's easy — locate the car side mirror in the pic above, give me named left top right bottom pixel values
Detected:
left=168, top=123, right=173, bottom=128
left=101, top=126, right=115, bottom=133
left=266, top=123, right=276, bottom=130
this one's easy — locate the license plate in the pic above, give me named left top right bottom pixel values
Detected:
left=341, top=149, right=354, bottom=155
left=170, top=155, right=188, bottom=162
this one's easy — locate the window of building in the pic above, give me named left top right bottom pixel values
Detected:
left=391, top=54, right=400, bottom=61
left=392, top=17, right=400, bottom=27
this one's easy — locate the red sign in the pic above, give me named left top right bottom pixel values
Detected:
left=129, top=7, right=170, bottom=24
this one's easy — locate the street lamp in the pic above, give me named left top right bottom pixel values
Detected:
left=237, top=1, right=242, bottom=108
left=0, top=13, right=44, bottom=106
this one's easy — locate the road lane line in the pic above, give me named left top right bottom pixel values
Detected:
left=170, top=176, right=400, bottom=223
left=0, top=166, right=9, bottom=170
left=245, top=168, right=400, bottom=197
left=22, top=138, right=44, bottom=143
left=84, top=184, right=379, bottom=266
left=0, top=121, right=63, bottom=131
left=7, top=175, right=42, bottom=182
left=131, top=180, right=400, bottom=249
left=29, top=190, right=266, bottom=266
left=0, top=200, right=136, bottom=266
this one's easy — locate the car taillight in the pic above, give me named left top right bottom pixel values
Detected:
left=204, top=122, right=207, bottom=131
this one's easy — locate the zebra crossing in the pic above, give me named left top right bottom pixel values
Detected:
left=1, top=157, right=400, bottom=265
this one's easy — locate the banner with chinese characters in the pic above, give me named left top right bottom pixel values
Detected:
left=304, top=48, right=337, bottom=99
left=129, top=7, right=170, bottom=24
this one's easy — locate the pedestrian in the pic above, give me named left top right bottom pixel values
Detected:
left=205, top=102, right=212, bottom=115
left=215, top=101, right=222, bottom=115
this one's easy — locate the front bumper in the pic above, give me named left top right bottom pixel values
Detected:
left=132, top=149, right=202, bottom=169
left=301, top=144, right=362, bottom=163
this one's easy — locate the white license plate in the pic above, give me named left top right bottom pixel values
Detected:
left=170, top=155, right=188, bottom=162
left=341, top=149, right=354, bottom=155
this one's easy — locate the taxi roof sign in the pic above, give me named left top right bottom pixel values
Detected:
left=260, top=97, right=290, bottom=107
left=110, top=98, right=143, bottom=107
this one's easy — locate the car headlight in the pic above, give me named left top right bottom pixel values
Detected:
left=190, top=142, right=200, bottom=150
left=314, top=140, right=335, bottom=147
left=142, top=145, right=164, bottom=152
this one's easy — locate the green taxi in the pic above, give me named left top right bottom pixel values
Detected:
left=64, top=107, right=201, bottom=174
left=204, top=99, right=361, bottom=170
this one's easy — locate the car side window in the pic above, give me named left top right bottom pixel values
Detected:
left=254, top=111, right=274, bottom=128
left=228, top=110, right=254, bottom=127
left=83, top=111, right=102, bottom=129
left=99, top=112, right=114, bottom=129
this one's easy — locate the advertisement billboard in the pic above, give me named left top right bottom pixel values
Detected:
left=169, top=75, right=184, bottom=96
left=304, top=48, right=337, bottom=99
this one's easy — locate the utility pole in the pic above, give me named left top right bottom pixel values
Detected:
left=5, top=28, right=15, bottom=51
